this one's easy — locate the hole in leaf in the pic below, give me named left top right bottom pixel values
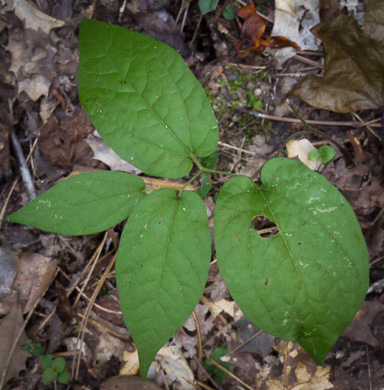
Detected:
left=251, top=216, right=279, bottom=239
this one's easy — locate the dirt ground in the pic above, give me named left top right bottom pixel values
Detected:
left=0, top=0, right=383, bottom=389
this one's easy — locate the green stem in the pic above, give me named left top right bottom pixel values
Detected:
left=202, top=168, right=238, bottom=177
left=179, top=170, right=203, bottom=197
left=190, top=154, right=204, bottom=170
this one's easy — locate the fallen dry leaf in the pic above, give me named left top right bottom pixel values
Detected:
left=183, top=303, right=215, bottom=335
left=236, top=2, right=300, bottom=57
left=120, top=348, right=140, bottom=376
left=12, top=251, right=57, bottom=314
left=12, top=0, right=65, bottom=34
left=286, top=139, right=323, bottom=171
left=271, top=340, right=334, bottom=389
left=101, top=375, right=162, bottom=390
left=286, top=0, right=384, bottom=112
left=271, top=0, right=320, bottom=65
left=342, top=300, right=384, bottom=347
left=148, top=344, right=195, bottom=390
left=86, top=132, right=142, bottom=175
left=0, top=301, right=29, bottom=386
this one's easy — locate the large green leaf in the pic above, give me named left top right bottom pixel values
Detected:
left=116, top=188, right=211, bottom=379
left=286, top=0, right=384, bottom=113
left=215, top=158, right=368, bottom=364
left=7, top=172, right=146, bottom=235
left=78, top=18, right=218, bottom=179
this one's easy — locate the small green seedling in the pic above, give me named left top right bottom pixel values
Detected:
left=199, top=0, right=235, bottom=20
left=23, top=341, right=70, bottom=384
left=308, top=145, right=337, bottom=164
left=8, top=19, right=369, bottom=380
left=203, top=347, right=231, bottom=383
left=41, top=355, right=70, bottom=384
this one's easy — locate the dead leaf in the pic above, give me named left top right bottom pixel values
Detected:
left=183, top=304, right=215, bottom=335
left=39, top=110, right=94, bottom=168
left=271, top=340, right=334, bottom=389
left=286, top=0, right=384, bottom=113
left=0, top=248, right=18, bottom=299
left=271, top=0, right=320, bottom=65
left=286, top=139, right=324, bottom=171
left=0, top=301, right=29, bottom=386
left=148, top=344, right=195, bottom=390
left=12, top=0, right=65, bottom=34
left=236, top=3, right=300, bottom=57
left=86, top=133, right=142, bottom=175
left=12, top=251, right=57, bottom=313
left=101, top=375, right=162, bottom=390
left=120, top=348, right=140, bottom=376
left=342, top=300, right=384, bottom=347
left=233, top=317, right=275, bottom=358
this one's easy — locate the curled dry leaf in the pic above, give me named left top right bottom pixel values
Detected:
left=236, top=3, right=300, bottom=57
left=286, top=139, right=323, bottom=171
left=119, top=348, right=140, bottom=376
left=286, top=0, right=384, bottom=113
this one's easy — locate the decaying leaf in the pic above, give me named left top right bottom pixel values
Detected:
left=271, top=0, right=320, bottom=65
left=286, top=139, right=323, bottom=171
left=286, top=0, right=384, bottom=112
left=120, top=348, right=140, bottom=376
left=86, top=133, right=142, bottom=175
left=270, top=340, right=334, bottom=389
left=101, top=375, right=162, bottom=390
left=236, top=3, right=300, bottom=57
left=0, top=301, right=29, bottom=386
left=147, top=344, right=195, bottom=390
left=12, top=0, right=65, bottom=34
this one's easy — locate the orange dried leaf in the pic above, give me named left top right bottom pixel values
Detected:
left=236, top=3, right=299, bottom=56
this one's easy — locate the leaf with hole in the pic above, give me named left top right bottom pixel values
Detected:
left=214, top=158, right=369, bottom=364
left=7, top=172, right=146, bottom=235
left=78, top=18, right=218, bottom=178
left=116, top=188, right=211, bottom=379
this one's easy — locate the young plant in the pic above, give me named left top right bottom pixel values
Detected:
left=199, top=0, right=235, bottom=20
left=8, top=19, right=369, bottom=380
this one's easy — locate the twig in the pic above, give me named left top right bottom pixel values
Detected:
left=192, top=310, right=203, bottom=361
left=366, top=345, right=372, bottom=390
left=218, top=141, right=258, bottom=156
left=229, top=329, right=263, bottom=355
left=293, top=54, right=323, bottom=69
left=9, top=131, right=36, bottom=201
left=189, top=14, right=203, bottom=48
left=370, top=256, right=384, bottom=268
left=251, top=112, right=382, bottom=128
left=352, top=112, right=381, bottom=141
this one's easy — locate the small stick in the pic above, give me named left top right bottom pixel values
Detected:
left=251, top=112, right=382, bottom=128
left=192, top=310, right=203, bottom=361
left=192, top=355, right=220, bottom=390
left=218, top=141, right=258, bottom=156
left=9, top=131, right=36, bottom=201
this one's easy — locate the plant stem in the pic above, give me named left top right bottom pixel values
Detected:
left=202, top=168, right=238, bottom=176
left=178, top=171, right=203, bottom=196
left=190, top=154, right=204, bottom=170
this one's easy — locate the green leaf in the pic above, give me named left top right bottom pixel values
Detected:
left=214, top=158, right=369, bottom=364
left=7, top=172, right=146, bottom=235
left=116, top=188, right=211, bottom=380
left=196, top=172, right=213, bottom=198
left=79, top=18, right=218, bottom=179
left=57, top=370, right=71, bottom=384
left=285, top=4, right=384, bottom=113
left=319, top=145, right=336, bottom=163
left=199, top=0, right=219, bottom=14
left=42, top=367, right=57, bottom=382
left=41, top=354, right=53, bottom=370
left=51, top=357, right=66, bottom=373
left=307, top=149, right=320, bottom=161
left=223, top=5, right=236, bottom=20
left=203, top=347, right=231, bottom=383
